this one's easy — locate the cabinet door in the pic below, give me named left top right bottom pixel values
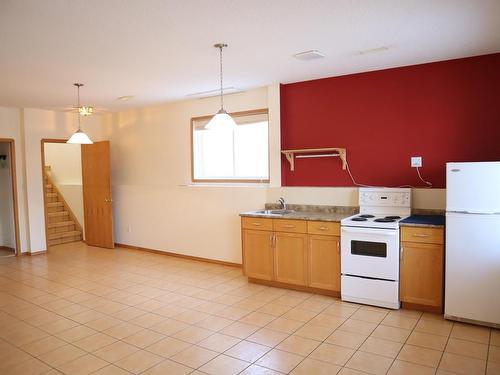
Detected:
left=308, top=235, right=340, bottom=291
left=274, top=233, right=307, bottom=286
left=400, top=241, right=443, bottom=308
left=243, top=229, right=274, bottom=280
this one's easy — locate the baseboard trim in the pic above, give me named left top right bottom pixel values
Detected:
left=26, top=250, right=48, bottom=256
left=402, top=302, right=442, bottom=314
left=0, top=246, right=15, bottom=252
left=115, top=243, right=242, bottom=268
left=248, top=277, right=340, bottom=298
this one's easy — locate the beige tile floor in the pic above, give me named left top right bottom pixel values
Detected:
left=0, top=241, right=498, bottom=375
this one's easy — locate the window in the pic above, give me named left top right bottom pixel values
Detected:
left=191, top=109, right=269, bottom=182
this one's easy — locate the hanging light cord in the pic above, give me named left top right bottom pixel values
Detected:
left=219, top=44, right=224, bottom=111
left=77, top=85, right=81, bottom=130
left=74, top=83, right=83, bottom=131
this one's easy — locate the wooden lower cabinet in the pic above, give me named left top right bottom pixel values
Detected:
left=308, top=235, right=341, bottom=292
left=400, top=230, right=444, bottom=311
left=274, top=232, right=308, bottom=286
left=242, top=217, right=341, bottom=295
left=242, top=229, right=274, bottom=280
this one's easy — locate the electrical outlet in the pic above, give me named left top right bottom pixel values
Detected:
left=411, top=156, right=422, bottom=168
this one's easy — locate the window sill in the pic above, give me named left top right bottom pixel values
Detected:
left=180, top=182, right=270, bottom=188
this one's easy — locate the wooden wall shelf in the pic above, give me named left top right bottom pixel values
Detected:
left=281, top=148, right=347, bottom=171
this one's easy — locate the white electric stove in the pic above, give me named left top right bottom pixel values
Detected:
left=340, top=188, right=411, bottom=309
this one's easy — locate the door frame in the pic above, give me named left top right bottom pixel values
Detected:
left=0, top=138, right=21, bottom=256
left=41, top=138, right=71, bottom=251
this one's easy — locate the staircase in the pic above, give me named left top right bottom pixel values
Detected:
left=44, top=167, right=83, bottom=246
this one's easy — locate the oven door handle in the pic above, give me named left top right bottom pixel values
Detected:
left=341, top=227, right=398, bottom=236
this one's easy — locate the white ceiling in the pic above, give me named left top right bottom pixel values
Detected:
left=1, top=0, right=499, bottom=112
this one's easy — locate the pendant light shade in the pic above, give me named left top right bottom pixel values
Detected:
left=67, top=129, right=93, bottom=144
left=205, top=108, right=237, bottom=130
left=206, top=43, right=236, bottom=131
left=67, top=83, right=93, bottom=144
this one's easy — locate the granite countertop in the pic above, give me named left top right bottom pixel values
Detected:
left=240, top=210, right=352, bottom=222
left=400, top=215, right=445, bottom=228
left=240, top=204, right=357, bottom=223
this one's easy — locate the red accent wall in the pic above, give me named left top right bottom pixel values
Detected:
left=280, top=53, right=500, bottom=188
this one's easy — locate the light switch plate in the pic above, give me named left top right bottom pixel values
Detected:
left=411, top=156, right=422, bottom=168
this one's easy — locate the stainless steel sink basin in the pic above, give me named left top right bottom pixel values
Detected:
left=255, top=209, right=295, bottom=215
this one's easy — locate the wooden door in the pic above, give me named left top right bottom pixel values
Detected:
left=81, top=141, right=114, bottom=248
left=308, top=235, right=341, bottom=291
left=274, top=232, right=307, bottom=286
left=242, top=229, right=274, bottom=280
left=400, top=241, right=443, bottom=308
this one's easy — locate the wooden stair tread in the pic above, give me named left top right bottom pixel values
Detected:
left=47, top=230, right=81, bottom=240
left=47, top=221, right=75, bottom=228
left=47, top=202, right=64, bottom=207
left=48, top=211, right=69, bottom=217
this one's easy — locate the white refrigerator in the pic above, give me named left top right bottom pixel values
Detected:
left=445, top=162, right=500, bottom=327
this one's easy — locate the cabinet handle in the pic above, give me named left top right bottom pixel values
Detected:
left=412, top=233, right=429, bottom=237
left=269, top=234, right=273, bottom=247
left=400, top=247, right=404, bottom=262
left=283, top=224, right=295, bottom=228
left=272, top=234, right=276, bottom=248
left=337, top=241, right=340, bottom=254
left=318, top=226, right=329, bottom=230
left=252, top=222, right=262, bottom=226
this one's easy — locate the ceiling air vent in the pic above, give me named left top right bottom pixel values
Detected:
left=293, top=50, right=325, bottom=61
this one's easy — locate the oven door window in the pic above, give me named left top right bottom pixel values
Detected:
left=351, top=240, right=387, bottom=258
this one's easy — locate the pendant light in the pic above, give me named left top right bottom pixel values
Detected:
left=205, top=43, right=237, bottom=130
left=67, top=83, right=93, bottom=144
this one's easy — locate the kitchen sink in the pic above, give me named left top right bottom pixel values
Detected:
left=255, top=209, right=295, bottom=215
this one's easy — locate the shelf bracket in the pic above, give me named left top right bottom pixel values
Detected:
left=283, top=151, right=295, bottom=171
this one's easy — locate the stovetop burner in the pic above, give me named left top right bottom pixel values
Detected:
left=359, top=214, right=375, bottom=218
left=374, top=218, right=396, bottom=223
left=351, top=217, right=368, bottom=221
left=385, top=216, right=401, bottom=220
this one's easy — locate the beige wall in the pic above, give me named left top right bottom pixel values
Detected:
left=0, top=142, right=15, bottom=248
left=267, top=187, right=446, bottom=210
left=44, top=143, right=84, bottom=230
left=103, top=86, right=273, bottom=263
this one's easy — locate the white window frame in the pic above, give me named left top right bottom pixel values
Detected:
left=190, top=108, right=270, bottom=183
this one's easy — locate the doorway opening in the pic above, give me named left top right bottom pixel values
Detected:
left=42, top=140, right=84, bottom=248
left=0, top=139, right=20, bottom=257
left=41, top=139, right=114, bottom=250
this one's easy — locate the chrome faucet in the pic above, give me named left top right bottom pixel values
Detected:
left=278, top=197, right=287, bottom=210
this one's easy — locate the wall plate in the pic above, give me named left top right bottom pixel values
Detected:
left=411, top=156, right=422, bottom=168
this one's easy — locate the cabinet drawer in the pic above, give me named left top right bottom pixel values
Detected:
left=242, top=217, right=273, bottom=231
left=401, top=226, right=444, bottom=245
left=307, top=221, right=340, bottom=236
left=273, top=219, right=307, bottom=233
